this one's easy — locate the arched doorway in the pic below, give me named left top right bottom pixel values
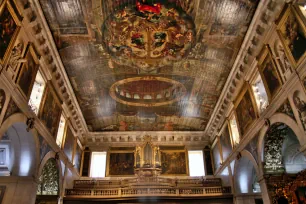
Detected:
left=0, top=122, right=38, bottom=176
left=261, top=122, right=306, bottom=204
left=0, top=114, right=39, bottom=204
left=263, top=123, right=306, bottom=174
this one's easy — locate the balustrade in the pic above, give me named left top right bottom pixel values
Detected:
left=65, top=186, right=231, bottom=198
left=73, top=177, right=222, bottom=189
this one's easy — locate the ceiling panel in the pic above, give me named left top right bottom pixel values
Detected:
left=39, top=0, right=259, bottom=131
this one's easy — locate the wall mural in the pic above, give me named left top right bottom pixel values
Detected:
left=276, top=4, right=306, bottom=68
left=219, top=124, right=232, bottom=162
left=38, top=0, right=259, bottom=131
left=39, top=84, right=62, bottom=138
left=212, top=141, right=221, bottom=172
left=64, top=126, right=74, bottom=162
left=3, top=98, right=19, bottom=121
left=235, top=85, right=257, bottom=136
left=16, top=44, right=39, bottom=99
left=160, top=150, right=187, bottom=175
left=0, top=0, right=20, bottom=64
left=73, top=140, right=82, bottom=174
left=244, top=134, right=259, bottom=163
left=277, top=99, right=295, bottom=120
left=107, top=151, right=135, bottom=176
left=38, top=134, right=52, bottom=162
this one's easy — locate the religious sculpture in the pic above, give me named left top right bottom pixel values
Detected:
left=293, top=93, right=306, bottom=131
left=8, top=43, right=26, bottom=71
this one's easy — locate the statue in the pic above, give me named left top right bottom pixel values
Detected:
left=293, top=94, right=306, bottom=131
left=8, top=43, right=26, bottom=71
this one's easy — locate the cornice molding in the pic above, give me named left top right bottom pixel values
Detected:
left=214, top=72, right=305, bottom=175
left=23, top=0, right=89, bottom=140
left=86, top=131, right=209, bottom=148
left=205, top=0, right=286, bottom=140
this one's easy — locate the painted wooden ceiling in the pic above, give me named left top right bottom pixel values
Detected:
left=39, top=0, right=259, bottom=132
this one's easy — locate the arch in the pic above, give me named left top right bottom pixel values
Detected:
left=38, top=151, right=63, bottom=196
left=0, top=89, right=6, bottom=115
left=258, top=113, right=305, bottom=168
left=233, top=150, right=260, bottom=194
left=0, top=113, right=40, bottom=176
left=282, top=130, right=306, bottom=173
left=36, top=157, right=59, bottom=196
left=258, top=113, right=306, bottom=175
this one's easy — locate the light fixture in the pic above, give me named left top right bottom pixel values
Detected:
left=304, top=4, right=306, bottom=11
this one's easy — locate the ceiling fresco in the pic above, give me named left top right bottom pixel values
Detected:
left=39, top=0, right=259, bottom=131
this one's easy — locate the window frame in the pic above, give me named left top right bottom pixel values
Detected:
left=90, top=152, right=107, bottom=178
left=55, top=114, right=67, bottom=149
left=188, top=150, right=205, bottom=177
left=28, top=69, right=47, bottom=115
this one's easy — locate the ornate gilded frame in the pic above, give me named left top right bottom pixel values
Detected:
left=106, top=148, right=135, bottom=177
left=228, top=111, right=240, bottom=148
left=211, top=138, right=222, bottom=173
left=15, top=43, right=40, bottom=100
left=257, top=45, right=283, bottom=101
left=73, top=138, right=82, bottom=175
left=276, top=4, right=306, bottom=68
left=234, top=83, right=258, bottom=137
left=38, top=82, right=62, bottom=138
left=0, top=0, right=21, bottom=65
left=217, top=120, right=232, bottom=162
left=160, top=148, right=189, bottom=176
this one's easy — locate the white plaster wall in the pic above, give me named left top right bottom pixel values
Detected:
left=0, top=176, right=37, bottom=204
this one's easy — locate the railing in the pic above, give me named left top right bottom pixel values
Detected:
left=74, top=177, right=222, bottom=189
left=66, top=186, right=232, bottom=198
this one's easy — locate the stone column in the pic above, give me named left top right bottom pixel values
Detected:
left=258, top=176, right=271, bottom=204
left=0, top=176, right=38, bottom=204
left=235, top=195, right=256, bottom=204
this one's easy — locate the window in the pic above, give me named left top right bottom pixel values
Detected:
left=56, top=114, right=66, bottom=148
left=229, top=114, right=240, bottom=147
left=188, top=150, right=205, bottom=176
left=90, top=152, right=107, bottom=177
left=28, top=70, right=46, bottom=115
left=252, top=74, right=269, bottom=113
